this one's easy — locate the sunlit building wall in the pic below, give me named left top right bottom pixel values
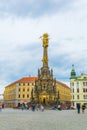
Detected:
left=4, top=77, right=37, bottom=107
left=70, top=65, right=87, bottom=108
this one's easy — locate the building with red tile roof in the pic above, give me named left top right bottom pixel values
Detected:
left=4, top=76, right=71, bottom=107
left=4, top=76, right=37, bottom=107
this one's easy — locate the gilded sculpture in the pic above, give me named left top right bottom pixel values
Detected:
left=40, top=33, right=49, bottom=47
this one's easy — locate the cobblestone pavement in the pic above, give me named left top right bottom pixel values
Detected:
left=0, top=108, right=87, bottom=130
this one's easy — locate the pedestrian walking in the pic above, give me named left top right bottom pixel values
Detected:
left=36, top=103, right=39, bottom=111
left=0, top=105, right=2, bottom=111
left=82, top=104, right=85, bottom=113
left=77, top=103, right=80, bottom=114
left=2, top=104, right=4, bottom=109
left=40, top=104, right=44, bottom=112
left=32, top=104, right=35, bottom=111
left=21, top=103, right=25, bottom=110
left=58, top=104, right=61, bottom=110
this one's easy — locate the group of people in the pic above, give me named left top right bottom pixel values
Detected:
left=77, top=103, right=86, bottom=114
left=0, top=104, right=5, bottom=111
left=21, top=103, right=44, bottom=112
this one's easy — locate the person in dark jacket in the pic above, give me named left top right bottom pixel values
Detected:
left=77, top=103, right=80, bottom=113
left=82, top=104, right=85, bottom=113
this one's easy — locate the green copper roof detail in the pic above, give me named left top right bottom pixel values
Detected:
left=70, top=64, right=76, bottom=79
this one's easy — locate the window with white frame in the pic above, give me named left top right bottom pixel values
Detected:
left=83, top=88, right=85, bottom=92
left=73, top=88, right=74, bottom=93
left=77, top=95, right=79, bottom=99
left=77, top=82, right=79, bottom=87
left=83, top=95, right=87, bottom=99
left=83, top=82, right=87, bottom=86
left=71, top=82, right=74, bottom=86
left=77, top=88, right=79, bottom=93
left=83, top=82, right=85, bottom=86
left=73, top=95, right=74, bottom=99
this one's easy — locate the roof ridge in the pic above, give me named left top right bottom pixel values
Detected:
left=56, top=80, right=70, bottom=89
left=5, top=76, right=38, bottom=88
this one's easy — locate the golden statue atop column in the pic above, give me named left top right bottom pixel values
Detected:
left=34, top=33, right=56, bottom=105
left=40, top=33, right=49, bottom=66
left=40, top=33, right=49, bottom=47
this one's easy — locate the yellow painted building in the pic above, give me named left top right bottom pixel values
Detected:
left=4, top=76, right=71, bottom=107
left=56, top=81, right=71, bottom=104
left=4, top=77, right=37, bottom=107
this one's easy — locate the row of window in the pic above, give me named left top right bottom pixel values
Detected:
left=83, top=88, right=87, bottom=92
left=72, top=88, right=87, bottom=93
left=19, top=88, right=30, bottom=92
left=72, top=95, right=87, bottom=99
left=71, top=82, right=87, bottom=87
left=83, top=95, right=87, bottom=99
left=19, top=83, right=34, bottom=86
left=18, top=94, right=29, bottom=98
left=83, top=82, right=87, bottom=86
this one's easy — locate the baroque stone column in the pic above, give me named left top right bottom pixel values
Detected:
left=34, top=33, right=56, bottom=105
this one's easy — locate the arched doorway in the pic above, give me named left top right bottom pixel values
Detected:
left=43, top=98, right=46, bottom=104
left=40, top=92, right=49, bottom=105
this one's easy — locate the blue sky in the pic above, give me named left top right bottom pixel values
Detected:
left=0, top=0, right=87, bottom=95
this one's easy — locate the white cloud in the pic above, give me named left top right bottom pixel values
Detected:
left=0, top=0, right=73, bottom=17
left=0, top=0, right=87, bottom=93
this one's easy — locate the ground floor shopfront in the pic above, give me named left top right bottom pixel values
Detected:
left=4, top=99, right=31, bottom=108
left=71, top=100, right=87, bottom=109
left=4, top=98, right=71, bottom=108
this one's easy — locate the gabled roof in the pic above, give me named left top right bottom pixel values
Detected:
left=17, top=77, right=38, bottom=83
left=56, top=80, right=70, bottom=89
left=5, top=77, right=38, bottom=88
left=5, top=76, right=70, bottom=89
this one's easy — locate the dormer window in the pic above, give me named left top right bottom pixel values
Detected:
left=84, top=77, right=87, bottom=79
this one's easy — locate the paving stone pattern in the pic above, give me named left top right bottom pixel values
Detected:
left=0, top=108, right=87, bottom=130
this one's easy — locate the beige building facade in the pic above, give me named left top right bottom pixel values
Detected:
left=70, top=65, right=87, bottom=108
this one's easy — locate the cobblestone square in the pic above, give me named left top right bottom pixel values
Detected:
left=0, top=108, right=87, bottom=130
